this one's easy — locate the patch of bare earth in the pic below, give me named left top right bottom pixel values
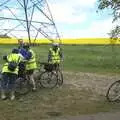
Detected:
left=1, top=71, right=120, bottom=120
left=63, top=71, right=120, bottom=101
left=44, top=72, right=120, bottom=120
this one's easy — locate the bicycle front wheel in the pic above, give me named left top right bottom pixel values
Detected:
left=39, top=71, right=58, bottom=88
left=106, top=80, right=120, bottom=102
left=57, top=70, right=63, bottom=86
left=15, top=77, right=30, bottom=95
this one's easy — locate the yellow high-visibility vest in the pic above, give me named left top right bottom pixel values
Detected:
left=2, top=53, right=21, bottom=74
left=49, top=48, right=60, bottom=64
left=26, top=49, right=37, bottom=70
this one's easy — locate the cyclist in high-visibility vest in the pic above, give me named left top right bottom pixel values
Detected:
left=1, top=48, right=22, bottom=100
left=18, top=39, right=24, bottom=49
left=22, top=43, right=37, bottom=91
left=48, top=43, right=63, bottom=67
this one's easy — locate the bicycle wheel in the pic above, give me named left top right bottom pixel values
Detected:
left=15, top=77, right=30, bottom=95
left=0, top=72, right=2, bottom=89
left=57, top=70, right=63, bottom=86
left=106, top=80, right=120, bottom=102
left=38, top=71, right=58, bottom=88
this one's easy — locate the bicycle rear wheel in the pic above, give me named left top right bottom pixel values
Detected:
left=38, top=71, right=58, bottom=88
left=57, top=70, right=63, bottom=86
left=15, top=77, right=30, bottom=95
left=106, top=80, right=120, bottom=102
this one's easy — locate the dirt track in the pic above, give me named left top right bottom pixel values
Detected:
left=48, top=112, right=120, bottom=120
left=63, top=72, right=120, bottom=100
left=49, top=72, right=120, bottom=120
left=20, top=71, right=120, bottom=120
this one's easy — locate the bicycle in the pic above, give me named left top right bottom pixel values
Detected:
left=106, top=80, right=120, bottom=102
left=52, top=63, right=63, bottom=86
left=15, top=69, right=32, bottom=95
left=36, top=62, right=63, bottom=89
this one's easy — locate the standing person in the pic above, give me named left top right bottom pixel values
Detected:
left=1, top=48, right=22, bottom=100
left=48, top=43, right=63, bottom=68
left=22, top=43, right=37, bottom=91
left=18, top=39, right=24, bottom=49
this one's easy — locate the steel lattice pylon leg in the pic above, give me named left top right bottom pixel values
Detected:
left=0, top=0, right=61, bottom=44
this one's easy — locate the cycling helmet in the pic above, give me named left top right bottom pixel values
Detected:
left=52, top=43, right=59, bottom=47
left=23, top=43, right=30, bottom=49
left=12, top=48, right=19, bottom=53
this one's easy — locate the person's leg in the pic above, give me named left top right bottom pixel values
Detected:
left=1, top=73, right=9, bottom=99
left=27, top=70, right=36, bottom=91
left=8, top=73, right=17, bottom=100
left=30, top=74, right=36, bottom=91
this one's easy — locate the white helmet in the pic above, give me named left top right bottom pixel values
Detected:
left=52, top=43, right=59, bottom=47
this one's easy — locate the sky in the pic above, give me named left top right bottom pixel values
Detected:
left=48, top=0, right=115, bottom=38
left=0, top=0, right=117, bottom=39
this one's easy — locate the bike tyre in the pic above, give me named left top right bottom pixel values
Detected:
left=106, top=80, right=120, bottom=102
left=38, top=71, right=58, bottom=89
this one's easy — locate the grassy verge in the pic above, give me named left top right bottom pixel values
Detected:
left=0, top=44, right=120, bottom=73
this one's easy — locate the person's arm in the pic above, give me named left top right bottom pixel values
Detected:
left=26, top=51, right=32, bottom=60
left=59, top=48, right=63, bottom=61
left=3, top=55, right=8, bottom=62
left=48, top=50, right=52, bottom=62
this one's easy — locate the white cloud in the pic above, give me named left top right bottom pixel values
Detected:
left=0, top=0, right=114, bottom=38
left=50, top=3, right=87, bottom=24
left=49, top=0, right=96, bottom=7
left=71, top=0, right=96, bottom=7
left=48, top=0, right=96, bottom=24
left=47, top=0, right=116, bottom=38
left=87, top=18, right=113, bottom=37
left=60, top=18, right=114, bottom=38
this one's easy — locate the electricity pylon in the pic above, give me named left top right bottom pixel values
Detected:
left=0, top=0, right=61, bottom=44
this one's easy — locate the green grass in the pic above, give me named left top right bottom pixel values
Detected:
left=0, top=44, right=120, bottom=73
left=61, top=45, right=120, bottom=73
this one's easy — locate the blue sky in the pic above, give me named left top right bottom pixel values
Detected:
left=48, top=0, right=115, bottom=38
left=0, top=0, right=116, bottom=38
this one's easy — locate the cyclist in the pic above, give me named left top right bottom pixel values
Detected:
left=22, top=43, right=37, bottom=91
left=48, top=43, right=63, bottom=70
left=1, top=48, right=22, bottom=100
left=18, top=39, right=24, bottom=49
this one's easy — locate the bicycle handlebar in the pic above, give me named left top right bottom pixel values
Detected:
left=39, top=62, right=49, bottom=65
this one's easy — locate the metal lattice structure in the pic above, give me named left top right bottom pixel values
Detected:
left=0, top=0, right=61, bottom=44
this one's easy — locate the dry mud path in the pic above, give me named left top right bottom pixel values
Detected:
left=34, top=71, right=120, bottom=120
left=49, top=72, right=120, bottom=120
left=48, top=112, right=120, bottom=120
left=63, top=71, right=120, bottom=100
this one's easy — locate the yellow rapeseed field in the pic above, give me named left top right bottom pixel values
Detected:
left=0, top=38, right=120, bottom=44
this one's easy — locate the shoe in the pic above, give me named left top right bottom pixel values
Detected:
left=10, top=91, right=15, bottom=101
left=1, top=91, right=7, bottom=100
left=32, top=87, right=36, bottom=91
left=1, top=95, right=7, bottom=100
left=10, top=95, right=15, bottom=101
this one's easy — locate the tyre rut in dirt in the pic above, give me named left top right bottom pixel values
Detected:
left=106, top=80, right=120, bottom=102
left=38, top=71, right=58, bottom=88
left=15, top=78, right=30, bottom=95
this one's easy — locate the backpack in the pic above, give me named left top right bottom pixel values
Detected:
left=19, top=48, right=32, bottom=60
left=8, top=61, right=17, bottom=71
left=7, top=55, right=20, bottom=71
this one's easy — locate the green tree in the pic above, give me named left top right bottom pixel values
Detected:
left=98, top=0, right=120, bottom=39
